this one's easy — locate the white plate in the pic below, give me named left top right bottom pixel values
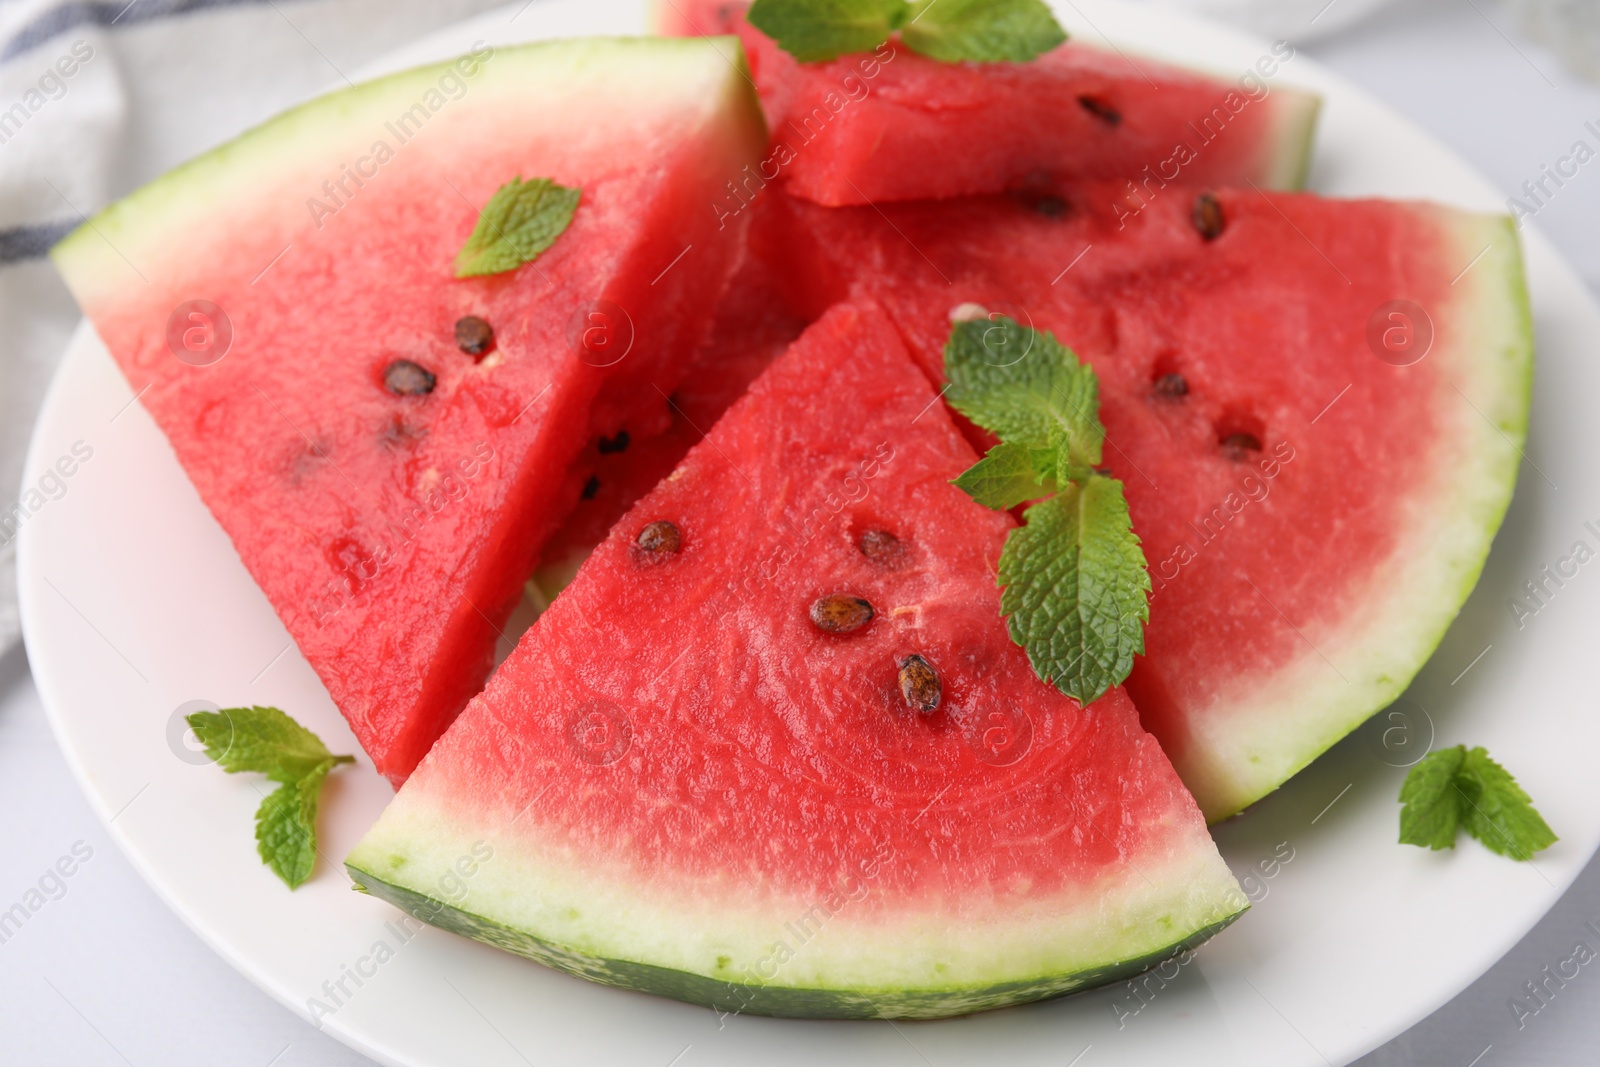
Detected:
left=20, top=2, right=1600, bottom=1065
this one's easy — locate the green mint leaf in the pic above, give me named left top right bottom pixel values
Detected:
left=187, top=705, right=353, bottom=784
left=1397, top=745, right=1556, bottom=860
left=944, top=316, right=1145, bottom=704
left=953, top=440, right=1053, bottom=510
left=944, top=315, right=1103, bottom=464
left=747, top=0, right=906, bottom=63
left=1456, top=747, right=1558, bottom=860
left=186, top=706, right=355, bottom=889
left=1398, top=745, right=1466, bottom=851
left=902, top=0, right=1067, bottom=63
left=255, top=758, right=338, bottom=890
left=454, top=176, right=581, bottom=278
left=998, top=475, right=1150, bottom=705
left=1049, top=424, right=1095, bottom=487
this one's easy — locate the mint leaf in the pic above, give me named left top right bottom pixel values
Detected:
left=953, top=441, right=1053, bottom=510
left=944, top=315, right=1103, bottom=462
left=255, top=759, right=338, bottom=889
left=1456, top=747, right=1558, bottom=860
left=747, top=0, right=907, bottom=63
left=998, top=475, right=1149, bottom=705
left=188, top=705, right=349, bottom=784
left=902, top=0, right=1066, bottom=63
left=1398, top=744, right=1556, bottom=861
left=945, top=315, right=1147, bottom=705
left=1398, top=745, right=1465, bottom=851
left=187, top=706, right=355, bottom=889
left=747, top=0, right=1066, bottom=64
left=454, top=176, right=581, bottom=278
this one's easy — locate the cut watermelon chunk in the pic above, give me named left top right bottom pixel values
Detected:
left=51, top=38, right=766, bottom=783
left=347, top=301, right=1246, bottom=1018
left=762, top=186, right=1532, bottom=820
left=659, top=0, right=1320, bottom=206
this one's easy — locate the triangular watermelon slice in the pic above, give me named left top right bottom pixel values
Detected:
left=347, top=301, right=1246, bottom=1018
left=659, top=0, right=1321, bottom=205
left=760, top=185, right=1533, bottom=820
left=51, top=39, right=766, bottom=784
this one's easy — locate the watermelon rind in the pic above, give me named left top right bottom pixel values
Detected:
left=1184, top=213, right=1534, bottom=821
left=1262, top=88, right=1321, bottom=191
left=347, top=813, right=1246, bottom=1019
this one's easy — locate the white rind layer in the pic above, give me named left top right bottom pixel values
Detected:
left=346, top=781, right=1245, bottom=1008
left=1263, top=88, right=1323, bottom=189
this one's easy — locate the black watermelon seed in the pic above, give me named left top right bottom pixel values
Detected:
left=858, top=530, right=903, bottom=564
left=384, top=360, right=436, bottom=396
left=455, top=316, right=494, bottom=357
left=899, top=655, right=942, bottom=714
left=1153, top=373, right=1190, bottom=399
left=581, top=475, right=601, bottom=501
left=810, top=594, right=875, bottom=635
left=1192, top=193, right=1225, bottom=241
left=1221, top=432, right=1263, bottom=459
left=598, top=431, right=631, bottom=455
left=1032, top=195, right=1070, bottom=219
left=1077, top=94, right=1122, bottom=126
left=635, top=520, right=681, bottom=558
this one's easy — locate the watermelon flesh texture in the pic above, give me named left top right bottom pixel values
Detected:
left=761, top=186, right=1532, bottom=821
left=51, top=38, right=766, bottom=784
left=659, top=0, right=1320, bottom=206
left=347, top=301, right=1246, bottom=1019
left=534, top=223, right=808, bottom=592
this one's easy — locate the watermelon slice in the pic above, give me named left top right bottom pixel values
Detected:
left=659, top=0, right=1320, bottom=206
left=51, top=38, right=766, bottom=784
left=760, top=186, right=1532, bottom=820
left=347, top=301, right=1246, bottom=1018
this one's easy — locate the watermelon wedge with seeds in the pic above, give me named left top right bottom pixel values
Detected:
left=659, top=0, right=1321, bottom=206
left=51, top=38, right=766, bottom=783
left=760, top=185, right=1532, bottom=820
left=347, top=301, right=1247, bottom=1018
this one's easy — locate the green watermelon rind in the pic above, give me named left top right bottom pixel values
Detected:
left=1265, top=89, right=1322, bottom=191
left=1184, top=212, right=1535, bottom=822
left=345, top=858, right=1245, bottom=1019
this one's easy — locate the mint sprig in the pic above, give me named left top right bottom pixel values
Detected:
left=952, top=440, right=1052, bottom=510
left=747, top=0, right=908, bottom=62
left=747, top=0, right=1066, bottom=65
left=1399, top=745, right=1556, bottom=861
left=454, top=176, right=581, bottom=278
left=187, top=706, right=356, bottom=889
left=945, top=315, right=1149, bottom=706
left=902, top=0, right=1069, bottom=63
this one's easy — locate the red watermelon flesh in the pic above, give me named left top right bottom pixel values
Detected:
left=51, top=39, right=766, bottom=784
left=534, top=226, right=807, bottom=591
left=660, top=0, right=1320, bottom=207
left=347, top=301, right=1245, bottom=1018
left=760, top=186, right=1532, bottom=820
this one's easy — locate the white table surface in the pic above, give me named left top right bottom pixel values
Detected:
left=3, top=0, right=1598, bottom=1064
